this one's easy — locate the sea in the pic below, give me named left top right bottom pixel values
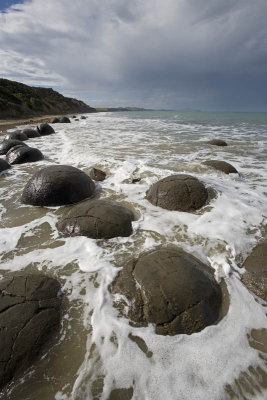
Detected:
left=0, top=111, right=266, bottom=400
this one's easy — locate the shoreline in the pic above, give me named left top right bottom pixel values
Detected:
left=0, top=115, right=75, bottom=134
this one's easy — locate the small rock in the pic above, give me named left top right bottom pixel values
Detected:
left=6, top=146, right=44, bottom=165
left=89, top=167, right=106, bottom=181
left=207, top=139, right=228, bottom=146
left=0, top=140, right=28, bottom=155
left=21, top=165, right=95, bottom=206
left=203, top=160, right=238, bottom=174
left=57, top=199, right=134, bottom=239
left=37, top=123, right=55, bottom=136
left=146, top=174, right=208, bottom=211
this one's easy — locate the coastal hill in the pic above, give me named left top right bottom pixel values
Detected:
left=0, top=79, right=96, bottom=119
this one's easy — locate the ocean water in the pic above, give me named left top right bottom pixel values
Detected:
left=0, top=111, right=266, bottom=400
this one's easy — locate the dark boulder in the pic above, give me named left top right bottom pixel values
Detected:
left=241, top=241, right=267, bottom=301
left=80, top=116, right=87, bottom=119
left=72, top=115, right=76, bottom=118
left=21, top=165, right=95, bottom=206
left=0, top=140, right=28, bottom=155
left=37, top=123, right=55, bottom=136
left=57, top=199, right=134, bottom=239
left=6, top=146, right=44, bottom=165
left=207, top=139, right=228, bottom=146
left=89, top=167, right=106, bottom=182
left=203, top=160, right=238, bottom=174
left=22, top=128, right=41, bottom=138
left=0, top=159, right=11, bottom=173
left=111, top=248, right=222, bottom=335
left=0, top=274, right=61, bottom=389
left=5, top=131, right=28, bottom=141
left=146, top=174, right=208, bottom=211
left=51, top=117, right=60, bottom=123
left=59, top=117, right=71, bottom=123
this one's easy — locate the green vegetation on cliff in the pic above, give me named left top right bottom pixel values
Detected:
left=0, top=79, right=96, bottom=119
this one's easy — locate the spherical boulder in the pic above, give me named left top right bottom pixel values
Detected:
left=59, top=116, right=71, bottom=123
left=112, top=248, right=222, bottom=335
left=203, top=160, right=238, bottom=174
left=51, top=117, right=60, bottom=123
left=0, top=159, right=11, bottom=173
left=21, top=165, right=95, bottom=206
left=57, top=199, right=134, bottom=239
left=0, top=274, right=61, bottom=389
left=207, top=139, right=228, bottom=146
left=146, top=174, right=208, bottom=211
left=5, top=131, right=28, bottom=141
left=37, top=123, right=55, bottom=136
left=89, top=167, right=106, bottom=181
left=6, top=146, right=44, bottom=165
left=0, top=139, right=28, bottom=155
left=22, top=128, right=40, bottom=138
left=241, top=241, right=267, bottom=301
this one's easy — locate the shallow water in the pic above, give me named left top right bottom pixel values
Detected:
left=0, top=111, right=266, bottom=400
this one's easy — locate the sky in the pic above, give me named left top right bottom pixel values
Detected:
left=0, top=0, right=267, bottom=111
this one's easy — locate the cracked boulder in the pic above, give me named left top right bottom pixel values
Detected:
left=5, top=131, right=28, bottom=141
left=22, top=128, right=41, bottom=138
left=0, top=274, right=61, bottom=389
left=207, top=139, right=228, bottom=146
left=21, top=165, right=95, bottom=206
left=6, top=146, right=44, bottom=165
left=0, top=140, right=28, bottom=155
left=241, top=240, right=267, bottom=301
left=146, top=174, right=208, bottom=211
left=89, top=167, right=106, bottom=182
left=57, top=199, right=134, bottom=239
left=0, top=159, right=11, bottom=173
left=203, top=160, right=238, bottom=174
left=37, top=123, right=55, bottom=136
left=111, top=248, right=222, bottom=335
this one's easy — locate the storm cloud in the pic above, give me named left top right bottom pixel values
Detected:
left=0, top=0, right=267, bottom=110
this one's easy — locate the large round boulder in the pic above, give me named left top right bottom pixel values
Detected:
left=22, top=128, right=41, bottom=138
left=37, top=123, right=55, bottom=136
left=0, top=159, right=11, bottom=173
left=203, top=160, right=238, bottom=174
left=241, top=241, right=267, bottom=301
left=21, top=165, right=95, bottom=206
left=6, top=146, right=44, bottom=165
left=5, top=131, right=28, bottom=141
left=0, top=140, right=28, bottom=155
left=0, top=274, right=61, bottom=389
left=59, top=116, right=71, bottom=123
left=89, top=167, right=106, bottom=181
left=146, top=174, right=208, bottom=211
left=111, top=248, right=222, bottom=335
left=57, top=199, right=134, bottom=239
left=207, top=139, right=228, bottom=146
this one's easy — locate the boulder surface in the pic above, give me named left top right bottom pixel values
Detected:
left=59, top=117, right=70, bottom=123
left=37, top=123, right=55, bottom=136
left=5, top=131, right=28, bottom=141
left=21, top=165, right=95, bottom=206
left=0, top=140, right=28, bottom=155
left=0, top=159, right=11, bottom=173
left=22, top=128, right=40, bottom=138
left=241, top=240, right=267, bottom=301
left=146, top=174, right=208, bottom=211
left=57, top=199, right=134, bottom=239
left=6, top=146, right=44, bottom=165
left=112, top=248, right=222, bottom=335
left=203, top=160, right=238, bottom=174
left=51, top=117, right=60, bottom=123
left=0, top=274, right=61, bottom=389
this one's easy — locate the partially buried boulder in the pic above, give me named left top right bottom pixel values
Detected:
left=22, top=128, right=40, bottom=138
left=241, top=240, right=267, bottom=301
left=37, top=123, right=55, bottom=136
left=203, top=160, right=238, bottom=174
left=51, top=117, right=60, bottom=123
left=57, top=199, right=134, bottom=239
left=59, top=116, right=70, bottom=123
left=89, top=167, right=106, bottom=181
left=0, top=159, right=11, bottom=173
left=0, top=139, right=28, bottom=155
left=0, top=274, right=61, bottom=389
left=5, top=131, right=28, bottom=141
left=6, top=146, right=44, bottom=165
left=207, top=139, right=228, bottom=146
left=146, top=174, right=208, bottom=211
left=21, top=165, right=95, bottom=206
left=81, top=116, right=87, bottom=119
left=111, top=248, right=222, bottom=335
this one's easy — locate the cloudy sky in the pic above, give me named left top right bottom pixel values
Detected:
left=0, top=0, right=267, bottom=111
